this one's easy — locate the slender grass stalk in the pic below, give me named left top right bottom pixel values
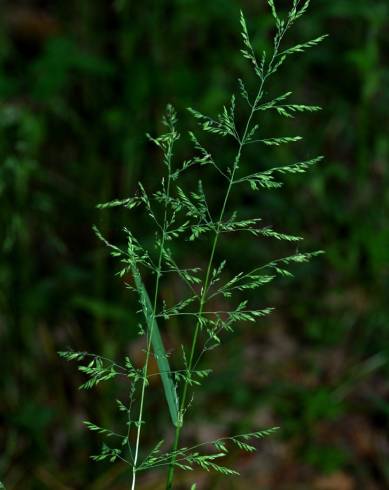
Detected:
left=131, top=114, right=178, bottom=489
left=165, top=81, right=264, bottom=489
left=165, top=8, right=310, bottom=484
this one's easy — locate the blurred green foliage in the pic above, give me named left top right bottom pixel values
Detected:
left=0, top=0, right=388, bottom=488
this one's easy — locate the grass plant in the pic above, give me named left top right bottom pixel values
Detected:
left=60, top=1, right=326, bottom=488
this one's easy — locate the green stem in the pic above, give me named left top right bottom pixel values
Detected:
left=131, top=139, right=174, bottom=490
left=165, top=21, right=287, bottom=488
left=165, top=82, right=264, bottom=490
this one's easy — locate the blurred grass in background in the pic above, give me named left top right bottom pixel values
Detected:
left=0, top=0, right=388, bottom=488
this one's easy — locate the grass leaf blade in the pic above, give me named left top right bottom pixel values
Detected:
left=132, top=265, right=180, bottom=427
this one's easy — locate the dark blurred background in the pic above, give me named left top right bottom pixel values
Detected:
left=1, top=0, right=388, bottom=489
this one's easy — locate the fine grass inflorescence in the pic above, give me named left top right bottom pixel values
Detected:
left=60, top=1, right=326, bottom=488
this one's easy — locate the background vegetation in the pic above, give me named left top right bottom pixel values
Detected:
left=1, top=0, right=388, bottom=489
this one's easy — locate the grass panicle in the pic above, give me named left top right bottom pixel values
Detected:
left=61, top=1, right=325, bottom=488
